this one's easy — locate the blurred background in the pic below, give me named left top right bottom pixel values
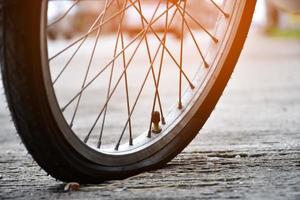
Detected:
left=47, top=0, right=300, bottom=40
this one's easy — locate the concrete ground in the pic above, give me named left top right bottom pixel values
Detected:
left=0, top=30, right=300, bottom=199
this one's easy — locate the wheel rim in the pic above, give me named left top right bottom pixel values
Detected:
left=41, top=0, right=244, bottom=166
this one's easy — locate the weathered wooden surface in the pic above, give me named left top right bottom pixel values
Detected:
left=1, top=32, right=300, bottom=199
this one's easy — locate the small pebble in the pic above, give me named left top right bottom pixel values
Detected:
left=235, top=155, right=241, bottom=159
left=64, top=182, right=80, bottom=191
left=114, top=187, right=127, bottom=192
left=207, top=157, right=220, bottom=161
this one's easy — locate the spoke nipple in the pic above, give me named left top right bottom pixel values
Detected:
left=115, top=145, right=119, bottom=151
left=97, top=142, right=101, bottom=149
left=204, top=62, right=209, bottom=68
left=147, top=131, right=152, bottom=138
left=162, top=117, right=166, bottom=125
left=213, top=37, right=219, bottom=43
left=224, top=13, right=230, bottom=18
left=129, top=139, right=133, bottom=146
left=190, top=83, right=195, bottom=90
left=151, top=111, right=162, bottom=134
left=178, top=102, right=183, bottom=110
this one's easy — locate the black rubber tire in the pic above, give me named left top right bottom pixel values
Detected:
left=0, top=0, right=256, bottom=183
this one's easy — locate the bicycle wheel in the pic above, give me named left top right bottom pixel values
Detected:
left=0, top=0, right=256, bottom=183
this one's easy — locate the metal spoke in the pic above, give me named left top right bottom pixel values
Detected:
left=48, top=0, right=80, bottom=27
left=128, top=0, right=195, bottom=89
left=136, top=0, right=165, bottom=129
left=119, top=12, right=133, bottom=146
left=147, top=1, right=174, bottom=137
left=178, top=0, right=186, bottom=110
left=49, top=0, right=138, bottom=62
left=97, top=0, right=129, bottom=148
left=175, top=2, right=218, bottom=43
left=116, top=1, right=179, bottom=147
left=84, top=0, right=163, bottom=143
left=52, top=0, right=115, bottom=84
left=176, top=4, right=209, bottom=68
left=70, top=0, right=110, bottom=129
left=209, top=0, right=229, bottom=18
left=115, top=31, right=164, bottom=151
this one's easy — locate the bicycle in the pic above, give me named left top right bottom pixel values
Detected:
left=0, top=0, right=256, bottom=183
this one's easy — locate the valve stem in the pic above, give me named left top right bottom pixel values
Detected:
left=151, top=111, right=162, bottom=134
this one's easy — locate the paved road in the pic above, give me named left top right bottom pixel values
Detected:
left=1, top=31, right=300, bottom=199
